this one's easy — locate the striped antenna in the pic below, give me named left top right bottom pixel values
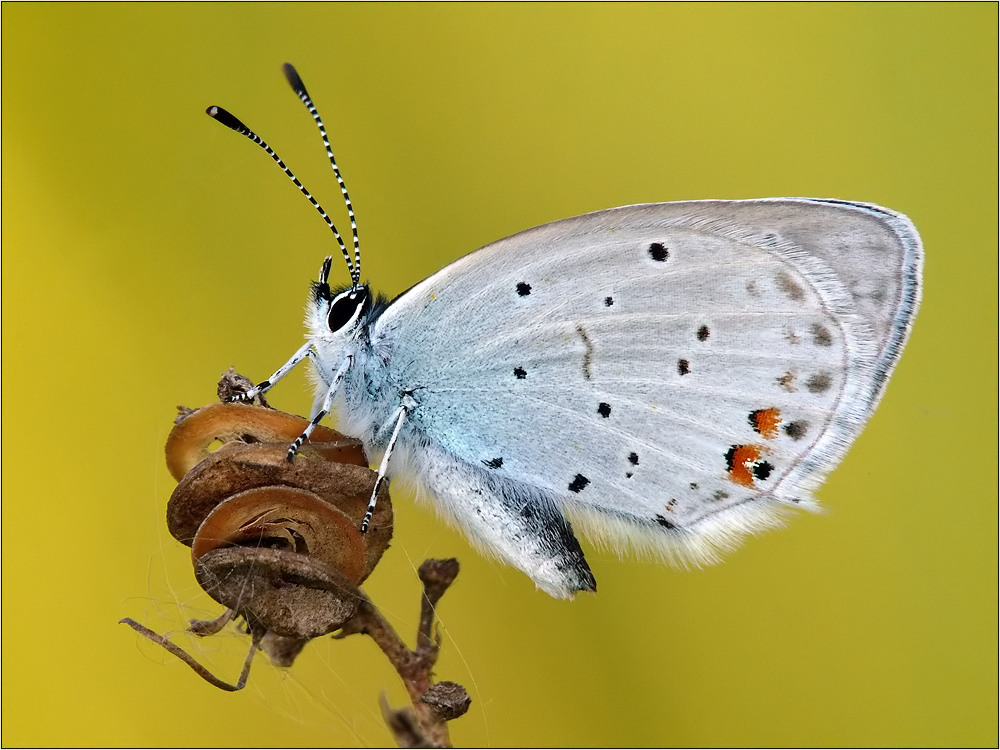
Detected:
left=282, top=63, right=362, bottom=287
left=205, top=105, right=356, bottom=281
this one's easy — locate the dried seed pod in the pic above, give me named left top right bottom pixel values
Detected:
left=125, top=390, right=465, bottom=744
left=164, top=401, right=393, bottom=641
left=165, top=401, right=368, bottom=481
left=191, top=485, right=368, bottom=581
left=196, top=547, right=363, bottom=639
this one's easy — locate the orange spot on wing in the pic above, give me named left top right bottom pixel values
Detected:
left=726, top=444, right=763, bottom=487
left=749, top=407, right=782, bottom=439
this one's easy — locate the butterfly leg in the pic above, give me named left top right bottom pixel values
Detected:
left=286, top=355, right=353, bottom=461
left=229, top=341, right=314, bottom=403
left=360, top=402, right=411, bottom=533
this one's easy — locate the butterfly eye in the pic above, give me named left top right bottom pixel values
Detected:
left=327, top=288, right=368, bottom=333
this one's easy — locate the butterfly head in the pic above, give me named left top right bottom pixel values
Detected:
left=308, top=255, right=374, bottom=342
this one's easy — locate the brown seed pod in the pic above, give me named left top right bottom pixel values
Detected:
left=164, top=401, right=393, bottom=640
left=165, top=401, right=368, bottom=481
left=125, top=381, right=471, bottom=745
left=196, top=547, right=363, bottom=639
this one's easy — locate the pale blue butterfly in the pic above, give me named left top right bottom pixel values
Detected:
left=208, top=65, right=922, bottom=597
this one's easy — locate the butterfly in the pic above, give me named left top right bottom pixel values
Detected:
left=208, top=65, right=922, bottom=597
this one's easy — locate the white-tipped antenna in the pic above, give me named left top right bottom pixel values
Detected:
left=282, top=63, right=362, bottom=288
left=205, top=103, right=356, bottom=283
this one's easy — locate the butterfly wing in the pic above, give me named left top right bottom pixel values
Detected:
left=365, top=199, right=921, bottom=591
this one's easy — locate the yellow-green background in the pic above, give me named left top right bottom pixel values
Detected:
left=3, top=4, right=996, bottom=747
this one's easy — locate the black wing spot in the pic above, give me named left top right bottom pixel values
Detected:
left=514, top=367, right=527, bottom=380
left=483, top=457, right=504, bottom=469
left=655, top=514, right=676, bottom=529
left=678, top=358, right=690, bottom=375
left=628, top=452, right=639, bottom=465
left=648, top=242, right=669, bottom=261
left=783, top=420, right=809, bottom=440
left=604, top=296, right=614, bottom=307
left=753, top=461, right=774, bottom=481
left=598, top=402, right=611, bottom=418
left=568, top=474, right=590, bottom=493
left=697, top=325, right=710, bottom=342
left=516, top=282, right=531, bottom=297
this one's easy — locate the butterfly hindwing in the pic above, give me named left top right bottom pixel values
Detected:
left=359, top=200, right=919, bottom=579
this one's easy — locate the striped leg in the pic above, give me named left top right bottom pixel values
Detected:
left=361, top=404, right=411, bottom=533
left=286, top=355, right=353, bottom=461
left=230, top=341, right=314, bottom=403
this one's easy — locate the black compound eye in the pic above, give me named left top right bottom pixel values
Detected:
left=327, top=288, right=367, bottom=332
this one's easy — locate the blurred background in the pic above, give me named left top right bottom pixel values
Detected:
left=3, top=4, right=996, bottom=747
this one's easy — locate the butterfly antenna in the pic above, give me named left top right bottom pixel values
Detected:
left=205, top=104, right=355, bottom=281
left=282, top=63, right=362, bottom=289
